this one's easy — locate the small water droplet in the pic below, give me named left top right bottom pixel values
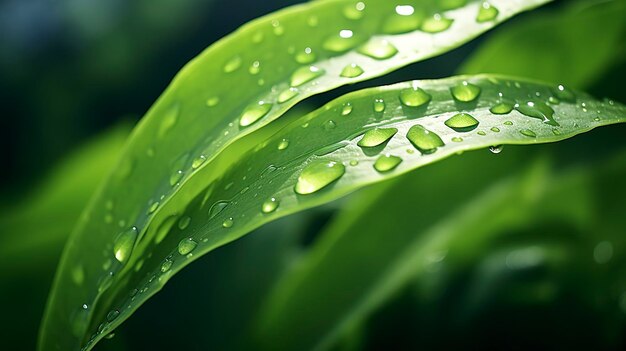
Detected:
left=340, top=63, right=364, bottom=78
left=357, top=39, right=398, bottom=60
left=490, top=126, right=500, bottom=133
left=490, top=102, right=514, bottom=114
left=223, top=56, right=242, bottom=73
left=489, top=145, right=503, bottom=154
left=294, top=161, right=346, bottom=195
left=400, top=86, right=431, bottom=107
left=343, top=2, right=365, bottom=20
left=476, top=2, right=499, bottom=22
left=240, top=101, right=272, bottom=127
left=106, top=310, right=119, bottom=322
left=406, top=125, right=444, bottom=154
left=421, top=14, right=453, bottom=33
left=374, top=154, right=402, bottom=172
left=248, top=61, right=261, bottom=75
left=373, top=99, right=386, bottom=112
left=178, top=238, right=197, bottom=255
left=553, top=84, right=576, bottom=102
left=290, top=66, right=325, bottom=87
left=520, top=129, right=537, bottom=138
left=278, top=87, right=299, bottom=103
left=209, top=201, right=229, bottom=219
left=262, top=197, right=280, bottom=214
left=444, top=113, right=479, bottom=132
left=341, top=103, right=353, bottom=116
left=504, top=121, right=514, bottom=126
left=170, top=170, right=184, bottom=186
left=515, top=101, right=558, bottom=126
left=206, top=96, right=220, bottom=107
left=158, top=105, right=179, bottom=139
left=451, top=81, right=481, bottom=102
left=295, top=47, right=316, bottom=64
left=324, top=120, right=337, bottom=130
left=451, top=137, right=463, bottom=142
left=114, top=227, right=138, bottom=264
left=222, top=218, right=234, bottom=228
left=349, top=160, right=359, bottom=166
left=322, top=30, right=361, bottom=53
left=192, top=155, right=207, bottom=169
left=272, top=21, right=284, bottom=36
left=278, top=138, right=290, bottom=150
left=178, top=216, right=191, bottom=230
left=358, top=128, right=398, bottom=148
left=382, top=5, right=420, bottom=34
left=160, top=259, right=173, bottom=273
left=148, top=201, right=160, bottom=214
left=477, top=131, right=487, bottom=136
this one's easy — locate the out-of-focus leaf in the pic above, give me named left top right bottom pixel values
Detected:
left=459, top=0, right=626, bottom=89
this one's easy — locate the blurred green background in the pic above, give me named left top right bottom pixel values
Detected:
left=1, top=0, right=624, bottom=350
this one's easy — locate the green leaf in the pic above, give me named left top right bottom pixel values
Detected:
left=254, top=145, right=626, bottom=350
left=55, top=73, right=626, bottom=350
left=40, top=0, right=553, bottom=349
left=459, top=0, right=626, bottom=88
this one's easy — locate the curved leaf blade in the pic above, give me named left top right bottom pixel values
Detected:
left=40, top=0, right=552, bottom=349
left=77, top=75, right=624, bottom=349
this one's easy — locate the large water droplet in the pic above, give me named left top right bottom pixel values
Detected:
left=294, top=161, right=346, bottom=195
left=374, top=154, right=403, bottom=172
left=278, top=138, right=290, bottom=150
left=358, top=128, right=398, bottom=148
left=515, top=101, right=559, bottom=126
left=451, top=81, right=481, bottom=102
left=421, top=14, right=453, bottom=33
left=373, top=99, right=386, bottom=112
left=223, top=55, right=242, bottom=73
left=178, top=238, right=197, bottom=255
left=278, top=87, right=299, bottom=103
left=322, top=30, right=361, bottom=53
left=222, top=218, right=234, bottom=228
left=358, top=39, right=398, bottom=60
left=400, top=86, right=431, bottom=107
left=262, top=197, right=280, bottom=214
left=340, top=63, right=364, bottom=78
left=476, top=2, right=499, bottom=22
left=240, top=101, right=272, bottom=127
left=407, top=125, right=444, bottom=154
left=158, top=105, right=179, bottom=139
left=192, top=155, right=207, bottom=169
left=489, top=145, right=503, bottom=154
left=490, top=102, right=514, bottom=114
left=209, top=201, right=229, bottom=219
left=290, top=66, right=325, bottom=87
left=445, top=113, right=479, bottom=132
left=341, top=103, right=353, bottom=116
left=295, top=47, right=316, bottom=64
left=114, top=227, right=138, bottom=264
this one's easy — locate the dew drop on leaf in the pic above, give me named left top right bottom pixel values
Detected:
left=322, top=30, right=361, bottom=53
left=343, top=2, right=365, bottom=20
left=421, top=14, right=453, bottom=33
left=382, top=5, right=420, bottom=34
left=113, top=227, right=138, bottom=264
left=373, top=99, right=386, bottom=112
left=406, top=125, right=444, bottom=154
left=239, top=101, right=273, bottom=127
left=192, top=155, right=207, bottom=169
left=278, top=87, right=299, bottom=103
left=178, top=238, right=197, bottom=255
left=209, top=201, right=229, bottom=219
left=553, top=84, right=576, bottom=102
left=400, top=86, right=431, bottom=107
left=160, top=259, right=173, bottom=273
left=490, top=127, right=500, bottom=133
left=262, top=197, right=280, bottom=214
left=222, top=218, right=234, bottom=228
left=223, top=55, right=242, bottom=73
left=295, top=47, right=316, bottom=64
left=357, top=128, right=398, bottom=148
left=178, top=216, right=191, bottom=230
left=451, top=137, right=463, bottom=142
left=374, top=154, right=403, bottom=172
left=476, top=2, right=499, bottom=22
left=158, top=105, right=179, bottom=139
left=490, top=102, right=514, bottom=114
left=290, top=66, right=325, bottom=87
left=278, top=138, right=290, bottom=150
left=106, top=310, right=119, bottom=322
left=341, top=103, right=353, bottom=116
left=520, top=129, right=537, bottom=138
left=206, top=96, right=220, bottom=107
left=450, top=81, right=481, bottom=102
left=324, top=120, right=337, bottom=130
left=515, top=101, right=559, bottom=126
left=489, top=145, right=503, bottom=154
left=294, top=161, right=346, bottom=195
left=444, top=113, right=479, bottom=132
left=340, top=63, right=365, bottom=78
left=357, top=39, right=398, bottom=60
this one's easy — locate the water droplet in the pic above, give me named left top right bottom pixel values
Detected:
left=178, top=238, right=197, bottom=255
left=262, top=197, right=280, bottom=213
left=170, top=170, right=184, bottom=186
left=324, top=120, right=337, bottom=130
left=178, top=216, right=191, bottom=230
left=240, top=101, right=272, bottom=127
left=340, top=63, right=364, bottom=78
left=451, top=137, right=463, bottom=142
left=515, top=101, right=558, bottom=126
left=477, top=131, right=487, bottom=136
left=406, top=125, right=444, bottom=154
left=222, top=218, right=234, bottom=228
left=373, top=99, right=386, bottom=112
left=223, top=55, right=242, bottom=73
left=489, top=145, right=503, bottom=154
left=450, top=81, right=481, bottom=102
left=374, top=154, right=402, bottom=172
left=295, top=47, right=316, bottom=64
left=504, top=121, right=513, bottom=126
left=341, top=103, right=353, bottom=116
left=278, top=87, right=299, bottom=103
left=358, top=128, right=398, bottom=148
left=209, top=201, right=229, bottom=219
left=490, top=102, right=514, bottom=114
left=322, top=30, right=361, bottom=53
left=490, top=126, right=500, bottom=133
left=158, top=105, right=179, bottom=139
left=444, top=113, right=479, bottom=132
left=343, top=2, right=365, bottom=20
left=294, top=161, right=346, bottom=195
left=520, top=129, right=537, bottom=138
left=476, top=2, right=499, bottom=22
left=148, top=201, right=160, bottom=214
left=205, top=95, right=220, bottom=108
left=192, top=155, right=207, bottom=169
left=358, top=39, right=398, bottom=60
left=278, top=138, right=290, bottom=150
left=400, top=86, right=431, bottom=107
left=421, top=14, right=453, bottom=33
left=106, top=310, right=119, bottom=322
left=593, top=241, right=613, bottom=264
left=272, top=21, right=284, bottom=36
left=553, top=84, right=576, bottom=102
left=547, top=96, right=560, bottom=105
left=307, top=16, right=319, bottom=27
left=249, top=61, right=261, bottom=75
left=382, top=5, right=420, bottom=34
left=290, top=66, right=325, bottom=87
left=349, top=160, right=359, bottom=166
left=114, top=227, right=138, bottom=264
left=160, top=259, right=173, bottom=273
